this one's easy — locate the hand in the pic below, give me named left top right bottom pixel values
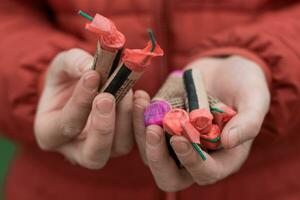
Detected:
left=133, top=55, right=270, bottom=191
left=34, top=48, right=133, bottom=169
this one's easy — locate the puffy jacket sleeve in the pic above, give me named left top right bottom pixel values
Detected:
left=189, top=3, right=300, bottom=137
left=0, top=0, right=81, bottom=145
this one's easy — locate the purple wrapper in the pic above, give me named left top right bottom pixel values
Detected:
left=144, top=101, right=171, bottom=126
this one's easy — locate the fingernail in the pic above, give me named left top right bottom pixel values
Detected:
left=228, top=128, right=239, bottom=148
left=96, top=98, right=114, bottom=115
left=171, top=141, right=190, bottom=155
left=84, top=72, right=98, bottom=90
left=147, top=131, right=161, bottom=146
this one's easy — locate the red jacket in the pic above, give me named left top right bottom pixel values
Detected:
left=1, top=0, right=300, bottom=199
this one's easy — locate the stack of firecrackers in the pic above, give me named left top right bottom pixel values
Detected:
left=78, top=10, right=163, bottom=102
left=79, top=10, right=236, bottom=164
left=144, top=69, right=237, bottom=163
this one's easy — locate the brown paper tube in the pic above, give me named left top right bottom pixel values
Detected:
left=100, top=38, right=163, bottom=103
left=183, top=68, right=213, bottom=131
left=100, top=62, right=142, bottom=103
left=92, top=41, right=123, bottom=89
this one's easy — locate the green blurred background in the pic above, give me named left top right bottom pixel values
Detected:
left=0, top=137, right=15, bottom=200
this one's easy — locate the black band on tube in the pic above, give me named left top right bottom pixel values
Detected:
left=103, top=64, right=132, bottom=96
left=109, top=48, right=123, bottom=77
left=183, top=69, right=199, bottom=111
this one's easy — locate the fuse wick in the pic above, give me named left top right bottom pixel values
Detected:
left=78, top=10, right=93, bottom=21
left=147, top=28, right=156, bottom=52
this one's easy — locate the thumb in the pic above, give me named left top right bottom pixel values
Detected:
left=221, top=86, right=270, bottom=149
left=221, top=109, right=264, bottom=149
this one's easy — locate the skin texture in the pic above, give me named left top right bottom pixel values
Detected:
left=133, top=55, right=270, bottom=191
left=34, top=48, right=134, bottom=170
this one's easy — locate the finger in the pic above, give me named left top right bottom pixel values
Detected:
left=221, top=86, right=270, bottom=149
left=80, top=93, right=116, bottom=169
left=60, top=70, right=99, bottom=137
left=170, top=136, right=221, bottom=185
left=35, top=70, right=99, bottom=150
left=48, top=48, right=94, bottom=86
left=171, top=136, right=252, bottom=185
left=134, top=90, right=151, bottom=101
left=111, top=90, right=134, bottom=157
left=146, top=125, right=193, bottom=192
left=133, top=90, right=151, bottom=164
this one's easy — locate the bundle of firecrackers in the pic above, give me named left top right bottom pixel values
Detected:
left=78, top=10, right=163, bottom=102
left=143, top=69, right=237, bottom=161
left=79, top=11, right=237, bottom=163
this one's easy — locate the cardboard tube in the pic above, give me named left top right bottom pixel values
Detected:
left=208, top=96, right=237, bottom=129
left=85, top=14, right=126, bottom=88
left=92, top=41, right=123, bottom=88
left=100, top=41, right=163, bottom=103
left=183, top=68, right=213, bottom=131
left=100, top=62, right=142, bottom=103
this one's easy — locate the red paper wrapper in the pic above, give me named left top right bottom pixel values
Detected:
left=163, top=109, right=189, bottom=136
left=200, top=124, right=222, bottom=150
left=181, top=121, right=201, bottom=144
left=212, top=104, right=237, bottom=129
left=85, top=14, right=125, bottom=51
left=122, top=41, right=164, bottom=72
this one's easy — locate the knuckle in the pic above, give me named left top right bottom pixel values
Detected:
left=67, top=48, right=83, bottom=55
left=81, top=159, right=106, bottom=170
left=52, top=51, right=67, bottom=65
left=34, top=127, right=55, bottom=151
left=80, top=152, right=108, bottom=170
left=195, top=173, right=220, bottom=186
left=73, top=93, right=94, bottom=110
left=196, top=178, right=218, bottom=186
left=95, top=124, right=113, bottom=135
left=179, top=152, right=198, bottom=167
left=232, top=164, right=242, bottom=174
left=245, top=117, right=261, bottom=137
left=198, top=171, right=223, bottom=186
left=248, top=117, right=260, bottom=131
left=36, top=138, right=53, bottom=151
left=60, top=123, right=82, bottom=138
left=65, top=48, right=92, bottom=69
left=91, top=119, right=114, bottom=135
left=156, top=180, right=182, bottom=192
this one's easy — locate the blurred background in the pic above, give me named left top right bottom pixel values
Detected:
left=0, top=136, right=15, bottom=200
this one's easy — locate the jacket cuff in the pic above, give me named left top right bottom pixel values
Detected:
left=189, top=47, right=272, bottom=89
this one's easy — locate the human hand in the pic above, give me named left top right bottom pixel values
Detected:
left=133, top=55, right=270, bottom=191
left=34, top=48, right=133, bottom=169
